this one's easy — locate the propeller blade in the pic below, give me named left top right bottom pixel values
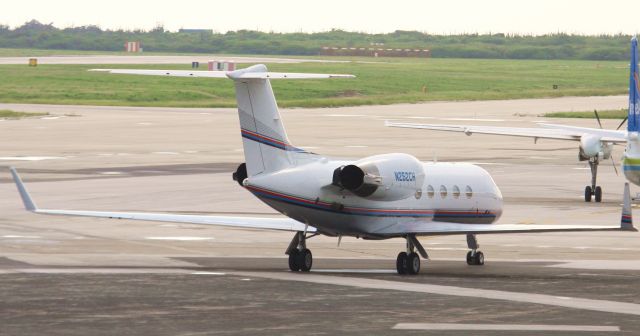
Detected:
left=616, top=116, right=628, bottom=131
left=594, top=109, right=603, bottom=129
left=611, top=156, right=619, bottom=176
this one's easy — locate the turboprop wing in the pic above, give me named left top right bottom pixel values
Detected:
left=384, top=121, right=627, bottom=143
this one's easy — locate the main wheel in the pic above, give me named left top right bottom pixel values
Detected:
left=595, top=186, right=602, bottom=203
left=407, top=252, right=420, bottom=275
left=288, top=250, right=301, bottom=272
left=396, top=252, right=408, bottom=275
left=584, top=186, right=592, bottom=202
left=466, top=251, right=474, bottom=265
left=474, top=251, right=485, bottom=266
left=298, top=249, right=313, bottom=272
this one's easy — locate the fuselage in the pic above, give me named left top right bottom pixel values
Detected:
left=622, top=133, right=640, bottom=186
left=243, top=155, right=503, bottom=239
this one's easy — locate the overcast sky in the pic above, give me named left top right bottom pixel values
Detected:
left=2, top=0, right=639, bottom=35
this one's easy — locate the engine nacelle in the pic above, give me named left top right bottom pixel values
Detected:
left=332, top=153, right=425, bottom=201
left=579, top=134, right=611, bottom=160
left=232, top=163, right=247, bottom=186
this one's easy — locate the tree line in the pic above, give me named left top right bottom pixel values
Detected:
left=0, top=20, right=634, bottom=60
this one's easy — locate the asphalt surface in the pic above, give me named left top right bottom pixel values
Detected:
left=1, top=96, right=639, bottom=335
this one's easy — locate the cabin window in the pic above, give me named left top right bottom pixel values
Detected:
left=439, top=185, right=447, bottom=198
left=427, top=185, right=435, bottom=198
left=465, top=185, right=473, bottom=198
left=452, top=185, right=460, bottom=199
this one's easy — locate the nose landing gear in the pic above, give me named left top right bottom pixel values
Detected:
left=584, top=158, right=602, bottom=202
left=466, top=234, right=485, bottom=266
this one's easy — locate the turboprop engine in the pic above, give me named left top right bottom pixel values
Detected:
left=579, top=134, right=612, bottom=160
left=332, top=153, right=425, bottom=201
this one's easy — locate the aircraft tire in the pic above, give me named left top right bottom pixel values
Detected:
left=466, top=251, right=474, bottom=265
left=396, top=252, right=408, bottom=274
left=474, top=251, right=485, bottom=265
left=407, top=252, right=420, bottom=275
left=595, top=186, right=602, bottom=203
left=299, top=248, right=313, bottom=272
left=288, top=250, right=301, bottom=272
left=585, top=186, right=592, bottom=202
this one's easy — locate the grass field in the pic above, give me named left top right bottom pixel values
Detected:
left=0, top=109, right=47, bottom=118
left=0, top=58, right=628, bottom=108
left=545, top=109, right=626, bottom=119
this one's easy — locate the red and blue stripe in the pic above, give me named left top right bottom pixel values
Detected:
left=247, top=185, right=497, bottom=219
left=241, top=129, right=307, bottom=153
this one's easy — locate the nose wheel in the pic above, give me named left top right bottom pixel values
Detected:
left=466, top=250, right=485, bottom=265
left=466, top=234, right=485, bottom=266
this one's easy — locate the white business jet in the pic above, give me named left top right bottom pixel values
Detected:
left=387, top=37, right=640, bottom=204
left=10, top=63, right=636, bottom=275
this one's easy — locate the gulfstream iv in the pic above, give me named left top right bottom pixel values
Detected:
left=10, top=63, right=636, bottom=275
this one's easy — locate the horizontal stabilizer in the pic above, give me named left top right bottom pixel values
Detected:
left=90, top=65, right=354, bottom=80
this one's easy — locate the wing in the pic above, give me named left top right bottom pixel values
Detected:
left=374, top=221, right=633, bottom=236
left=10, top=168, right=314, bottom=233
left=385, top=121, right=627, bottom=143
left=374, top=182, right=637, bottom=236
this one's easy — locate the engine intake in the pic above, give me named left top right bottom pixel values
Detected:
left=332, top=153, right=425, bottom=201
left=232, top=163, right=247, bottom=186
left=333, top=164, right=378, bottom=197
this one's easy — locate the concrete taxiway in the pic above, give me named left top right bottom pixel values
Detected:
left=1, top=96, right=639, bottom=335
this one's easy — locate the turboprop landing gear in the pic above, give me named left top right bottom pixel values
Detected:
left=466, top=234, right=484, bottom=266
left=584, top=158, right=602, bottom=202
left=396, top=234, right=428, bottom=275
left=287, top=231, right=316, bottom=272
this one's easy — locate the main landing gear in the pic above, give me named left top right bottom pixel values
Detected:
left=396, top=234, right=429, bottom=275
left=466, top=234, right=484, bottom=266
left=287, top=231, right=317, bottom=272
left=584, top=157, right=603, bottom=203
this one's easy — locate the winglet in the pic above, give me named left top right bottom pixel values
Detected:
left=621, top=182, right=636, bottom=231
left=9, top=167, right=37, bottom=212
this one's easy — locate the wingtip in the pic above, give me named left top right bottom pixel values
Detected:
left=9, top=167, right=37, bottom=212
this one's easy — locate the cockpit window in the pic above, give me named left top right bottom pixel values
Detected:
left=439, top=185, right=447, bottom=198
left=452, top=185, right=460, bottom=199
left=427, top=185, right=435, bottom=198
left=465, top=185, right=473, bottom=198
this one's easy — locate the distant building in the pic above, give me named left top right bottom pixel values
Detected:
left=179, top=29, right=213, bottom=34
left=125, top=41, right=142, bottom=53
left=320, top=46, right=430, bottom=58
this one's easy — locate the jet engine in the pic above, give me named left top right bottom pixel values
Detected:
left=232, top=163, right=247, bottom=186
left=579, top=134, right=612, bottom=160
left=332, top=153, right=425, bottom=201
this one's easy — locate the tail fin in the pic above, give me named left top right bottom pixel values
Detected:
left=621, top=182, right=635, bottom=230
left=628, top=37, right=639, bottom=132
left=231, top=65, right=305, bottom=176
left=91, top=65, right=354, bottom=177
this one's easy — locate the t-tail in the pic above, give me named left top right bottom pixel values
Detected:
left=628, top=36, right=639, bottom=132
left=91, top=65, right=354, bottom=178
